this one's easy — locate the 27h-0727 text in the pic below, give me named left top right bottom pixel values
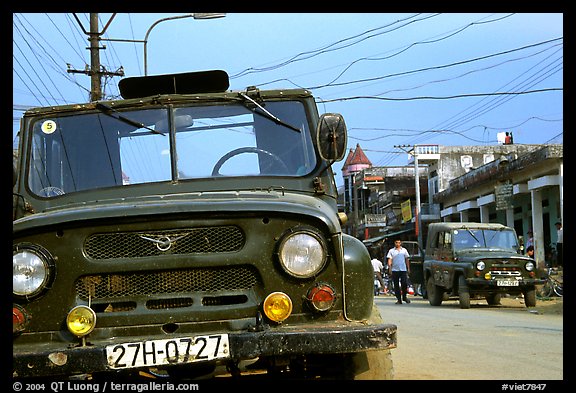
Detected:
left=106, top=334, right=229, bottom=369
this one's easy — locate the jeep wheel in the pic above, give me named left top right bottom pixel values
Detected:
left=349, top=349, right=394, bottom=380
left=426, top=276, right=443, bottom=306
left=458, top=275, right=470, bottom=309
left=281, top=350, right=394, bottom=380
left=524, top=288, right=537, bottom=307
left=486, top=293, right=501, bottom=306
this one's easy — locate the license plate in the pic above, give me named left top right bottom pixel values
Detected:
left=497, top=280, right=519, bottom=286
left=106, top=334, right=229, bottom=369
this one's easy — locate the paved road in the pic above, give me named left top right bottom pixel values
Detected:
left=375, top=294, right=563, bottom=380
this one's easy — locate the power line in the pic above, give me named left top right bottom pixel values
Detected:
left=318, top=13, right=516, bottom=89
left=307, top=37, right=562, bottom=91
left=230, top=13, right=439, bottom=80
left=318, top=88, right=561, bottom=103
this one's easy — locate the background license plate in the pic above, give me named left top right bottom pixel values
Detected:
left=106, top=334, right=229, bottom=369
left=497, top=280, right=519, bottom=286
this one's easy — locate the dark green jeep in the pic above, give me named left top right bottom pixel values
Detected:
left=423, top=222, right=544, bottom=309
left=13, top=71, right=396, bottom=379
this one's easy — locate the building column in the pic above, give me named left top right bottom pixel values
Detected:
left=460, top=210, right=469, bottom=222
left=559, top=163, right=563, bottom=224
left=530, top=189, right=545, bottom=270
left=477, top=194, right=495, bottom=223
left=479, top=205, right=490, bottom=223
left=505, top=208, right=514, bottom=228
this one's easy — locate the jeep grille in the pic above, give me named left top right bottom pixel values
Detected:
left=84, top=226, right=244, bottom=259
left=75, top=266, right=259, bottom=300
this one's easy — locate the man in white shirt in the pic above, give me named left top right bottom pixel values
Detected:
left=387, top=239, right=411, bottom=304
left=555, top=222, right=563, bottom=267
left=371, top=255, right=386, bottom=295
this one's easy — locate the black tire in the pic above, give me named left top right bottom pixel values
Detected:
left=304, top=305, right=394, bottom=380
left=287, top=350, right=394, bottom=380
left=486, top=293, right=501, bottom=305
left=524, top=288, right=537, bottom=307
left=426, top=276, right=443, bottom=306
left=458, top=275, right=470, bottom=309
left=349, top=349, right=394, bottom=380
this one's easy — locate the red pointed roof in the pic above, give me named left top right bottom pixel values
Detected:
left=348, top=144, right=372, bottom=166
left=342, top=144, right=372, bottom=176
left=343, top=148, right=355, bottom=168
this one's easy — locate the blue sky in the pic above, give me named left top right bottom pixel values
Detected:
left=13, top=13, right=563, bottom=187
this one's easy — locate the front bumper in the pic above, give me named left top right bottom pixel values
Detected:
left=466, top=277, right=545, bottom=292
left=13, top=322, right=397, bottom=378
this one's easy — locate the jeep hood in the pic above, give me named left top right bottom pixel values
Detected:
left=13, top=191, right=341, bottom=235
left=455, top=248, right=528, bottom=260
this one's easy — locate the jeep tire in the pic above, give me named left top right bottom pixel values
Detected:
left=486, top=293, right=502, bottom=306
left=426, top=276, right=443, bottom=306
left=349, top=349, right=394, bottom=380
left=458, top=275, right=471, bottom=309
left=524, top=287, right=537, bottom=307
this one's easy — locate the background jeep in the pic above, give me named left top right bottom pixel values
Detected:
left=13, top=71, right=396, bottom=379
left=423, top=222, right=544, bottom=309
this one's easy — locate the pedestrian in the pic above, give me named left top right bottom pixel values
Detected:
left=525, top=245, right=534, bottom=259
left=525, top=230, right=534, bottom=249
left=555, top=221, right=563, bottom=267
left=371, top=253, right=386, bottom=295
left=386, top=239, right=411, bottom=304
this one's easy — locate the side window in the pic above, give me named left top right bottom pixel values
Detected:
left=443, top=232, right=452, bottom=250
left=437, top=232, right=444, bottom=248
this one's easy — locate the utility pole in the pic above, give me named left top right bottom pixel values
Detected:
left=395, top=144, right=423, bottom=249
left=68, top=13, right=124, bottom=101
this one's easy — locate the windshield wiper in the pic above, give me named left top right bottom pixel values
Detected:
left=465, top=228, right=481, bottom=244
left=95, top=102, right=165, bottom=136
left=238, top=92, right=301, bottom=133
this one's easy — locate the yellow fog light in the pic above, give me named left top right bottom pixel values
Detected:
left=263, top=292, right=293, bottom=323
left=484, top=272, right=492, bottom=280
left=66, top=305, right=96, bottom=337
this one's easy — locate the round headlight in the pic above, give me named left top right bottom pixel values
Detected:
left=476, top=261, right=486, bottom=271
left=278, top=231, right=327, bottom=278
left=13, top=246, right=53, bottom=298
left=525, top=261, right=535, bottom=271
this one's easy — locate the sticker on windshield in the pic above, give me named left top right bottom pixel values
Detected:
left=41, top=120, right=57, bottom=134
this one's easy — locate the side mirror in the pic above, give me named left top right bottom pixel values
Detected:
left=13, top=157, right=17, bottom=188
left=316, top=113, right=347, bottom=162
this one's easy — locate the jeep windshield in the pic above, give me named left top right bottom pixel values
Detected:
left=27, top=100, right=317, bottom=198
left=452, top=228, right=519, bottom=251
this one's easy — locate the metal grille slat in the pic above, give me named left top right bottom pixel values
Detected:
left=75, top=266, right=259, bottom=300
left=84, top=226, right=244, bottom=259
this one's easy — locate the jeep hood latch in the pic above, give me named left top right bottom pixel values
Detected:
left=313, top=177, right=326, bottom=194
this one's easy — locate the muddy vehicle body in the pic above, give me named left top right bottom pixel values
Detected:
left=13, top=71, right=396, bottom=379
left=423, top=222, right=544, bottom=308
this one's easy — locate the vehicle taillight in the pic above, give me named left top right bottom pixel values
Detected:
left=13, top=305, right=29, bottom=335
left=306, top=283, right=336, bottom=312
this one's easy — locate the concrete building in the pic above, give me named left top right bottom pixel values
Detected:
left=340, top=143, right=563, bottom=270
left=433, top=144, right=563, bottom=269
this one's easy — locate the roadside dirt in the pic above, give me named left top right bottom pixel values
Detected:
left=501, top=295, right=563, bottom=316
left=390, top=295, right=563, bottom=380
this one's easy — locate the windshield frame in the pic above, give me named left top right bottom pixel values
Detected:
left=452, top=228, right=519, bottom=251
left=24, top=98, right=319, bottom=199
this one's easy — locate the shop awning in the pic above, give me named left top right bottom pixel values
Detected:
left=362, top=228, right=413, bottom=245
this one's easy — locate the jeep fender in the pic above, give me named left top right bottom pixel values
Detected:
left=341, top=234, right=374, bottom=321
